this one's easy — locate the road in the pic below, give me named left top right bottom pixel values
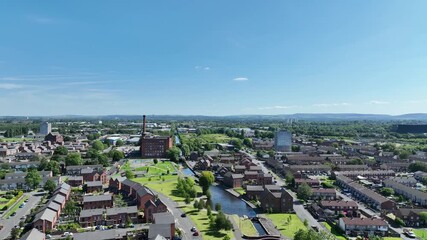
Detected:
left=155, top=191, right=201, bottom=240
left=0, top=192, right=43, bottom=239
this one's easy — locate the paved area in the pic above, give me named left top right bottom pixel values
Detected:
left=0, top=192, right=43, bottom=239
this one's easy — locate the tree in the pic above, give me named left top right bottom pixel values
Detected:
left=213, top=211, right=233, bottom=230
left=291, top=145, right=301, bottom=152
left=420, top=212, right=427, bottom=225
left=230, top=139, right=243, bottom=150
left=54, top=146, right=68, bottom=155
left=198, top=200, right=205, bottom=210
left=63, top=199, right=79, bottom=216
left=243, top=138, right=252, bottom=148
left=116, top=139, right=124, bottom=147
left=166, top=147, right=181, bottom=162
left=193, top=200, right=199, bottom=209
left=293, top=229, right=335, bottom=240
left=25, top=169, right=42, bottom=189
left=125, top=170, right=134, bottom=179
left=11, top=227, right=22, bottom=240
left=297, top=183, right=312, bottom=201
left=153, top=159, right=158, bottom=164
left=46, top=161, right=61, bottom=176
left=181, top=144, right=190, bottom=157
left=44, top=179, right=57, bottom=193
left=395, top=217, right=405, bottom=227
left=380, top=187, right=394, bottom=197
left=207, top=204, right=212, bottom=216
left=110, top=150, right=125, bottom=161
left=284, top=171, right=294, bottom=186
left=65, top=153, right=83, bottom=166
left=215, top=203, right=222, bottom=211
left=223, top=236, right=231, bottom=240
left=92, top=140, right=105, bottom=151
left=199, top=171, right=215, bottom=194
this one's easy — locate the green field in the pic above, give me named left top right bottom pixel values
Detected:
left=4, top=195, right=29, bottom=218
left=231, top=214, right=258, bottom=236
left=266, top=213, right=307, bottom=239
left=180, top=133, right=238, bottom=145
left=0, top=138, right=30, bottom=142
left=233, top=187, right=246, bottom=196
left=414, top=229, right=427, bottom=240
left=139, top=173, right=233, bottom=240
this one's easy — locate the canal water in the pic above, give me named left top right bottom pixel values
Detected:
left=181, top=167, right=267, bottom=235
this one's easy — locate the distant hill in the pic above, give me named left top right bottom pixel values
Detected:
left=2, top=113, right=427, bottom=122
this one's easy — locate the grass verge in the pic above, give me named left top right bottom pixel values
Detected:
left=4, top=195, right=29, bottom=218
left=265, top=213, right=307, bottom=239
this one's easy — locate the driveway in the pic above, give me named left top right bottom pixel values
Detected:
left=0, top=192, right=43, bottom=239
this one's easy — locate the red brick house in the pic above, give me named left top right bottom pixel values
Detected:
left=82, top=194, right=113, bottom=209
left=33, top=208, right=58, bottom=233
left=260, top=188, right=293, bottom=213
left=320, top=200, right=359, bottom=217
left=223, top=172, right=244, bottom=188
left=44, top=132, right=64, bottom=144
left=294, top=178, right=320, bottom=188
left=144, top=199, right=168, bottom=222
left=81, top=167, right=108, bottom=183
left=67, top=176, right=83, bottom=187
left=106, top=206, right=139, bottom=225
left=79, top=208, right=104, bottom=228
left=85, top=181, right=103, bottom=193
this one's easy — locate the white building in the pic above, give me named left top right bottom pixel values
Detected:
left=40, top=122, right=52, bottom=135
left=274, top=130, right=292, bottom=152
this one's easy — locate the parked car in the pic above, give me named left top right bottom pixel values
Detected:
left=181, top=213, right=186, bottom=217
left=11, top=212, right=17, bottom=217
left=193, top=231, right=199, bottom=236
left=191, top=227, right=196, bottom=232
left=62, top=232, right=73, bottom=237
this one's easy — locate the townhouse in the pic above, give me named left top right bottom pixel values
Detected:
left=79, top=208, right=105, bottom=228
left=106, top=206, right=139, bottom=225
left=336, top=175, right=396, bottom=210
left=310, top=188, right=337, bottom=200
left=338, top=217, right=388, bottom=237
left=82, top=194, right=113, bottom=209
left=260, top=188, right=293, bottom=213
left=294, top=178, right=320, bottom=188
left=33, top=208, right=58, bottom=233
left=333, top=170, right=395, bottom=181
left=383, top=179, right=427, bottom=206
left=85, top=181, right=103, bottom=193
left=319, top=200, right=359, bottom=217
left=391, top=208, right=425, bottom=227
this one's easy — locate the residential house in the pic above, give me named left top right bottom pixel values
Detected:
left=310, top=188, right=337, bottom=200
left=106, top=206, right=139, bottom=225
left=383, top=179, right=427, bottom=206
left=82, top=194, right=113, bottom=209
left=33, top=208, right=58, bottom=233
left=319, top=201, right=359, bottom=217
left=223, top=172, right=244, bottom=188
left=260, top=188, right=293, bottom=213
left=20, top=228, right=45, bottom=240
left=338, top=217, right=388, bottom=237
left=67, top=176, right=84, bottom=187
left=85, top=181, right=103, bottom=193
left=79, top=208, right=105, bottom=228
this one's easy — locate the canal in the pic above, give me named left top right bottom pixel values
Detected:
left=182, top=167, right=267, bottom=235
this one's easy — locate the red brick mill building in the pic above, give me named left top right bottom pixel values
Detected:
left=139, top=115, right=173, bottom=158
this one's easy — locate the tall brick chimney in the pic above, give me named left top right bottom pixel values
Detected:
left=142, top=115, right=146, bottom=137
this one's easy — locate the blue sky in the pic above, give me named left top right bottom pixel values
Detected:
left=0, top=0, right=426, bottom=116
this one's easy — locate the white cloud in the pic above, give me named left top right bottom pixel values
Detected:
left=258, top=105, right=296, bottom=110
left=28, top=16, right=54, bottom=24
left=313, top=102, right=350, bottom=107
left=369, top=100, right=390, bottom=105
left=0, top=83, right=24, bottom=90
left=194, top=66, right=210, bottom=71
left=233, top=77, right=248, bottom=81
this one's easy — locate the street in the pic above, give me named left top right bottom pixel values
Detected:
left=155, top=191, right=201, bottom=240
left=0, top=192, right=43, bottom=239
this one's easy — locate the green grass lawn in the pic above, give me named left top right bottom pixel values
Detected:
left=0, top=138, right=29, bottom=142
left=233, top=187, right=246, bottom=196
left=231, top=214, right=258, bottom=236
left=265, top=213, right=307, bottom=239
left=414, top=229, right=427, bottom=240
left=383, top=238, right=402, bottom=240
left=323, top=222, right=346, bottom=240
left=181, top=133, right=238, bottom=145
left=4, top=195, right=28, bottom=218
left=183, top=206, right=234, bottom=240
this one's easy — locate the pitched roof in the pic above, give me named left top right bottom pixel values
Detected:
left=320, top=200, right=358, bottom=208
left=341, top=217, right=387, bottom=226
left=86, top=181, right=103, bottom=187
left=20, top=228, right=45, bottom=240
left=52, top=194, right=66, bottom=205
left=148, top=224, right=172, bottom=239
left=83, top=194, right=112, bottom=203
left=79, top=208, right=104, bottom=218
left=106, top=206, right=138, bottom=216
left=33, top=208, right=56, bottom=223
left=153, top=212, right=175, bottom=224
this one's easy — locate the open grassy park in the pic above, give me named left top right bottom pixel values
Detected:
left=266, top=213, right=307, bottom=239
left=230, top=214, right=258, bottom=236
left=414, top=229, right=427, bottom=240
